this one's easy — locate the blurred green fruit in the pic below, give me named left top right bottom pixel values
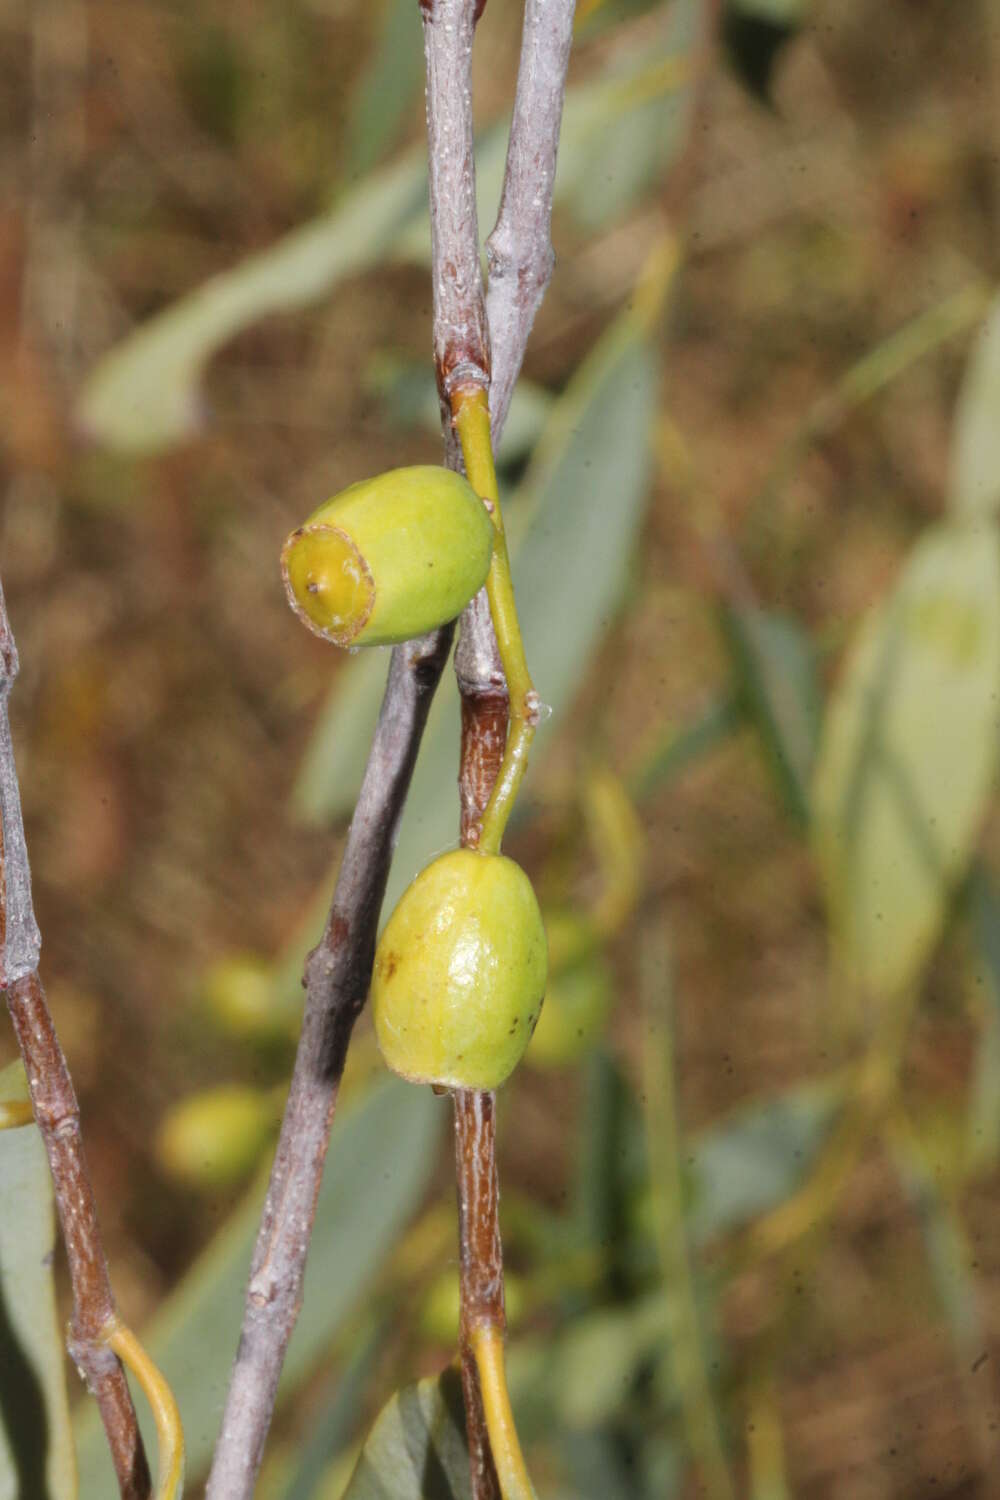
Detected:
left=201, top=954, right=291, bottom=1042
left=281, top=466, right=493, bottom=647
left=528, top=951, right=614, bottom=1068
left=419, top=1268, right=527, bottom=1344
left=156, top=1085, right=278, bottom=1189
left=373, top=849, right=547, bottom=1090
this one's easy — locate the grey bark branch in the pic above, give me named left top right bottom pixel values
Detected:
left=205, top=627, right=453, bottom=1500
left=207, top=0, right=576, bottom=1490
left=0, top=581, right=152, bottom=1500
left=424, top=0, right=491, bottom=398
left=485, top=0, right=576, bottom=442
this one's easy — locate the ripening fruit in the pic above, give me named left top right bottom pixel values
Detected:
left=372, top=849, right=548, bottom=1090
left=156, top=1085, right=279, bottom=1190
left=282, top=466, right=493, bottom=647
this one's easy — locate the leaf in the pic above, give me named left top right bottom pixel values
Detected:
left=950, top=292, right=1000, bottom=520
left=720, top=607, right=821, bottom=825
left=73, top=1076, right=442, bottom=1495
left=812, top=521, right=1000, bottom=998
left=76, top=153, right=428, bottom=454
left=76, top=16, right=688, bottom=456
left=341, top=1368, right=471, bottom=1500
left=965, top=864, right=1000, bottom=1170
left=686, top=1082, right=840, bottom=1246
left=279, top=1317, right=388, bottom=1500
left=345, top=0, right=424, bottom=178
left=0, top=1062, right=78, bottom=1500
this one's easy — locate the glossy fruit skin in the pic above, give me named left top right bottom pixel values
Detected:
left=373, top=849, right=548, bottom=1090
left=282, top=466, right=493, bottom=647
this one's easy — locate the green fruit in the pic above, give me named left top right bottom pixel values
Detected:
left=156, top=1085, right=277, bottom=1189
left=202, top=954, right=293, bottom=1043
left=281, top=465, right=493, bottom=647
left=373, top=849, right=548, bottom=1090
left=528, top=952, right=614, bottom=1068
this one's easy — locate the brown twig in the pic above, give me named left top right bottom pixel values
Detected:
left=204, top=626, right=453, bottom=1500
left=425, top=0, right=576, bottom=1491
left=0, top=581, right=152, bottom=1500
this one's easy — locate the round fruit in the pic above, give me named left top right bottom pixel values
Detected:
left=372, top=849, right=548, bottom=1090
left=155, top=1085, right=278, bottom=1190
left=281, top=466, right=493, bottom=647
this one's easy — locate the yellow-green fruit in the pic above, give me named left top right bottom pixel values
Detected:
left=282, top=466, right=493, bottom=647
left=202, top=954, right=293, bottom=1043
left=373, top=849, right=548, bottom=1090
left=528, top=952, right=614, bottom=1068
left=156, top=1085, right=277, bottom=1190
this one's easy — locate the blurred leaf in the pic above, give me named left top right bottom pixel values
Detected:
left=76, top=153, right=427, bottom=454
left=291, top=301, right=656, bottom=909
left=812, top=522, right=1000, bottom=998
left=346, top=0, right=424, bottom=177
left=74, top=1077, right=442, bottom=1495
left=78, top=19, right=686, bottom=456
left=720, top=606, right=821, bottom=826
left=280, top=1317, right=388, bottom=1500
left=686, top=1081, right=841, bottom=1247
left=291, top=653, right=395, bottom=827
left=341, top=1368, right=471, bottom=1500
left=0, top=1062, right=78, bottom=1500
left=557, top=0, right=700, bottom=232
left=950, top=291, right=1000, bottom=520
left=723, top=0, right=809, bottom=100
left=552, top=1294, right=670, bottom=1430
left=889, top=1112, right=985, bottom=1367
left=965, top=864, right=1000, bottom=1169
left=628, top=693, right=743, bottom=804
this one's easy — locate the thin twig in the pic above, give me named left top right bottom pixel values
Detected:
left=0, top=580, right=152, bottom=1500
left=207, top=0, right=576, bottom=1488
left=484, top=0, right=576, bottom=441
left=204, top=626, right=453, bottom=1500
left=429, top=0, right=576, bottom=1489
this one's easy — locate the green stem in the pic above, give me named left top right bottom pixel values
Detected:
left=453, top=386, right=537, bottom=856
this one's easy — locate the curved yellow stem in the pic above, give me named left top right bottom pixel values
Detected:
left=452, top=386, right=537, bottom=856
left=469, top=1322, right=538, bottom=1500
left=101, top=1317, right=185, bottom=1500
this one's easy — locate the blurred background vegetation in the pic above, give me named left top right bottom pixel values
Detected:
left=4, top=0, right=1000, bottom=1496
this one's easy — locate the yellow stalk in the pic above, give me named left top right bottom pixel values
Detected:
left=102, top=1316, right=185, bottom=1500
left=469, top=1323, right=538, bottom=1500
left=452, top=386, right=537, bottom=856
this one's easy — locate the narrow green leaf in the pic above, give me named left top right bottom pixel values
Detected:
left=686, top=1082, right=840, bottom=1246
left=812, top=521, right=1000, bottom=998
left=341, top=1368, right=471, bottom=1500
left=73, top=1077, right=442, bottom=1495
left=965, top=864, right=1000, bottom=1169
left=950, top=291, right=1000, bottom=519
left=720, top=606, right=821, bottom=825
left=628, top=693, right=744, bottom=804
left=77, top=16, right=686, bottom=457
left=0, top=1062, right=78, bottom=1500
left=76, top=153, right=427, bottom=454
left=345, top=0, right=424, bottom=177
